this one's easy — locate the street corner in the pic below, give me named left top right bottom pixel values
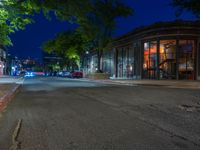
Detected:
left=0, top=84, right=21, bottom=113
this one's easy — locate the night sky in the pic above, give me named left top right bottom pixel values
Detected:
left=9, top=0, right=196, bottom=62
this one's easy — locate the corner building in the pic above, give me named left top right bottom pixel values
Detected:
left=84, top=21, right=200, bottom=80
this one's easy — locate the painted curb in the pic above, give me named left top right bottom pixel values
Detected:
left=0, top=85, right=21, bottom=112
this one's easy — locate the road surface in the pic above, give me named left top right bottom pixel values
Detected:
left=0, top=77, right=200, bottom=150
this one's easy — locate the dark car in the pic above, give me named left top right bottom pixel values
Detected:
left=71, top=70, right=83, bottom=78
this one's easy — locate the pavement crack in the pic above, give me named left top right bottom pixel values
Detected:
left=9, top=119, right=22, bottom=150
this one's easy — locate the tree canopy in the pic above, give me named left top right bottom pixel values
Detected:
left=1, top=0, right=132, bottom=46
left=77, top=0, right=133, bottom=71
left=42, top=30, right=89, bottom=69
left=172, top=0, right=200, bottom=17
left=1, top=0, right=133, bottom=71
left=42, top=30, right=88, bottom=57
left=0, top=0, right=41, bottom=45
left=42, top=0, right=133, bottom=71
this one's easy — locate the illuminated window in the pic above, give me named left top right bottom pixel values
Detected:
left=159, top=40, right=176, bottom=79
left=143, top=41, right=157, bottom=79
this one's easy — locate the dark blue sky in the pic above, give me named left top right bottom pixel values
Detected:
left=9, top=0, right=196, bottom=62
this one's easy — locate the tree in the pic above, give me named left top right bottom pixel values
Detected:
left=0, top=0, right=39, bottom=46
left=172, top=0, right=200, bottom=17
left=77, top=0, right=133, bottom=72
left=0, top=23, right=11, bottom=46
left=0, top=0, right=92, bottom=46
left=42, top=30, right=89, bottom=70
left=37, top=0, right=133, bottom=72
left=1, top=0, right=133, bottom=72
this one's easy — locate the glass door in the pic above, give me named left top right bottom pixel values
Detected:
left=178, top=40, right=195, bottom=80
left=143, top=41, right=157, bottom=79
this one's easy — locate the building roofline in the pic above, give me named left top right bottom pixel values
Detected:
left=114, top=20, right=200, bottom=41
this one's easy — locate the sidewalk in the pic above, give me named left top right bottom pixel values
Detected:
left=0, top=76, right=23, bottom=84
left=86, top=78, right=200, bottom=89
left=0, top=76, right=23, bottom=112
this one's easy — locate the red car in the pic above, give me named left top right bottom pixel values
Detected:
left=71, top=71, right=83, bottom=78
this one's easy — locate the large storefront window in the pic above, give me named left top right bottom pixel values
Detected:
left=117, top=48, right=123, bottom=78
left=102, top=51, right=114, bottom=76
left=117, top=47, right=134, bottom=78
left=178, top=40, right=195, bottom=80
left=159, top=40, right=176, bottom=79
left=91, top=55, right=98, bottom=73
left=143, top=41, right=157, bottom=79
left=128, top=47, right=134, bottom=78
left=143, top=39, right=196, bottom=80
left=123, top=48, right=128, bottom=77
left=134, top=44, right=141, bottom=79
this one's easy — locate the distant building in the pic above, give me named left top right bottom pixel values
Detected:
left=6, top=56, right=41, bottom=76
left=7, top=56, right=22, bottom=76
left=42, top=52, right=63, bottom=72
left=83, top=20, right=200, bottom=80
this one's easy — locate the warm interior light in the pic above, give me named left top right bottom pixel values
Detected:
left=150, top=47, right=156, bottom=53
left=160, top=46, right=164, bottom=53
left=143, top=63, right=147, bottom=69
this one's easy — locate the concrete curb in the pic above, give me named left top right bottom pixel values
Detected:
left=80, top=78, right=118, bottom=85
left=0, top=85, right=21, bottom=112
left=84, top=78, right=200, bottom=88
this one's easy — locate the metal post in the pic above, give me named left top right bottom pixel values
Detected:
left=157, top=39, right=160, bottom=80
left=176, top=39, right=179, bottom=80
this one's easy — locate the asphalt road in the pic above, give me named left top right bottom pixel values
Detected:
left=0, top=77, right=200, bottom=150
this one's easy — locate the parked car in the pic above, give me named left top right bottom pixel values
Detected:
left=62, top=71, right=72, bottom=78
left=58, top=71, right=63, bottom=77
left=71, top=70, right=83, bottom=78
